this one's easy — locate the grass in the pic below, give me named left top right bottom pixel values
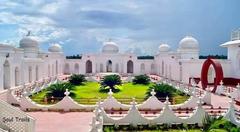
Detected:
left=30, top=81, right=188, bottom=105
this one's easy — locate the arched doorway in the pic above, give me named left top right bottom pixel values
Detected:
left=140, top=63, right=145, bottom=74
left=127, top=60, right=133, bottom=73
left=115, top=63, right=119, bottom=73
left=36, top=66, right=39, bottom=81
left=64, top=63, right=70, bottom=74
left=151, top=63, right=155, bottom=74
left=29, top=66, right=32, bottom=83
left=106, top=60, right=112, bottom=72
left=100, top=63, right=103, bottom=72
left=201, top=58, right=223, bottom=93
left=74, top=63, right=79, bottom=74
left=15, top=67, right=20, bottom=86
left=3, top=60, right=10, bottom=89
left=86, top=60, right=92, bottom=73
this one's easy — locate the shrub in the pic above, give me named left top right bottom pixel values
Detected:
left=145, top=83, right=177, bottom=99
left=46, top=82, right=74, bottom=98
left=69, top=74, right=86, bottom=85
left=132, top=75, right=151, bottom=85
left=100, top=74, right=122, bottom=92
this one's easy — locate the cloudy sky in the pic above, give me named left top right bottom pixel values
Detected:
left=0, top=0, right=240, bottom=55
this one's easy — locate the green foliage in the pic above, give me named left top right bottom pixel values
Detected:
left=46, top=82, right=74, bottom=98
left=137, top=56, right=154, bottom=60
left=66, top=54, right=82, bottom=59
left=146, top=83, right=177, bottom=99
left=100, top=74, right=122, bottom=92
left=69, top=74, right=86, bottom=85
left=133, top=75, right=151, bottom=85
left=203, top=115, right=240, bottom=132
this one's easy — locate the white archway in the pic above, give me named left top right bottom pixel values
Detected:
left=161, top=61, right=164, bottom=76
left=64, top=63, right=70, bottom=74
left=100, top=63, right=103, bottom=72
left=151, top=63, right=155, bottom=74
left=3, top=60, right=10, bottom=89
left=74, top=63, right=79, bottom=74
left=106, top=60, right=112, bottom=72
left=207, top=65, right=215, bottom=84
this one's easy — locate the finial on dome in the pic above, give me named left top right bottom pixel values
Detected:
left=26, top=30, right=31, bottom=36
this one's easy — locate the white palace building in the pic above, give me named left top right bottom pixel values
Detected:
left=1, top=30, right=240, bottom=91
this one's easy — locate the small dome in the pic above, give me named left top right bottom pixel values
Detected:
left=159, top=44, right=170, bottom=52
left=48, top=44, right=62, bottom=52
left=19, top=36, right=39, bottom=49
left=102, top=41, right=119, bottom=53
left=179, top=36, right=199, bottom=49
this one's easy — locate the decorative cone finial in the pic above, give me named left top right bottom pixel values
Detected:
left=64, top=89, right=70, bottom=96
left=151, top=89, right=156, bottom=96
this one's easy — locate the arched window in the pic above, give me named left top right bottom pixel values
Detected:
left=151, top=63, right=155, bottom=74
left=106, top=60, right=112, bottom=72
left=100, top=63, right=103, bottom=72
left=127, top=60, right=133, bottom=73
left=3, top=60, right=10, bottom=89
left=140, top=63, right=145, bottom=74
left=15, top=67, right=20, bottom=86
left=64, top=63, right=70, bottom=74
left=74, top=63, right=79, bottom=74
left=86, top=60, right=92, bottom=73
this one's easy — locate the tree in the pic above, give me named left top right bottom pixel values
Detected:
left=145, top=83, right=176, bottom=99
left=132, top=74, right=150, bottom=85
left=46, top=82, right=74, bottom=98
left=100, top=74, right=122, bottom=92
left=69, top=74, right=86, bottom=85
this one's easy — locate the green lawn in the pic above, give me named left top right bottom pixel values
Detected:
left=30, top=81, right=188, bottom=105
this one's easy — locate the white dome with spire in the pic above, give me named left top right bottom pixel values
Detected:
left=179, top=36, right=199, bottom=50
left=159, top=44, right=170, bottom=52
left=102, top=41, right=119, bottom=53
left=19, top=31, right=39, bottom=49
left=48, top=44, right=62, bottom=52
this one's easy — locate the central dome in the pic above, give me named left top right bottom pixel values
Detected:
left=19, top=36, right=39, bottom=49
left=102, top=41, right=119, bottom=53
left=179, top=36, right=199, bottom=50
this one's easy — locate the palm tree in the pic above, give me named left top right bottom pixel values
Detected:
left=69, top=74, right=86, bottom=85
left=46, top=82, right=73, bottom=98
left=100, top=74, right=122, bottom=92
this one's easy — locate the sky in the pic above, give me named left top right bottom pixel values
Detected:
left=0, top=0, right=240, bottom=56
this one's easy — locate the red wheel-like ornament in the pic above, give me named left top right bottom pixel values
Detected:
left=201, top=57, right=224, bottom=93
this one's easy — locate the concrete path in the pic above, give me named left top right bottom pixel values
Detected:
left=27, top=112, right=93, bottom=132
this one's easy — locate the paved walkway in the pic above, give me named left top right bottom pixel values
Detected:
left=27, top=112, right=93, bottom=132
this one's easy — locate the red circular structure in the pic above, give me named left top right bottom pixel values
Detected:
left=201, top=58, right=223, bottom=93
